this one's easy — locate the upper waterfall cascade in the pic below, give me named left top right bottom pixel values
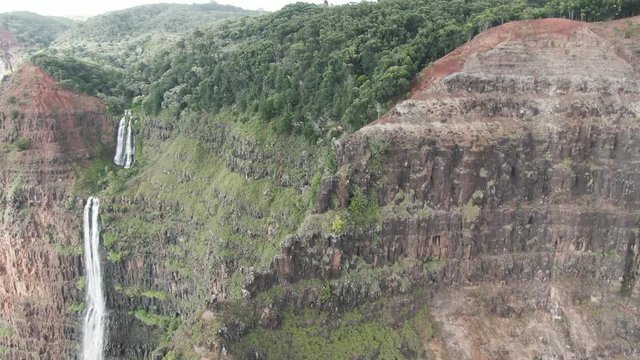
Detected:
left=81, top=197, right=105, bottom=360
left=114, top=110, right=135, bottom=169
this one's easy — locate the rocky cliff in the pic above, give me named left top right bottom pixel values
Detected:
left=98, top=17, right=640, bottom=359
left=278, top=17, right=640, bottom=358
left=0, top=64, right=111, bottom=358
left=3, top=14, right=640, bottom=360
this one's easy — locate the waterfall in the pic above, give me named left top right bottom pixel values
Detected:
left=81, top=197, right=105, bottom=360
left=124, top=117, right=135, bottom=169
left=114, top=110, right=135, bottom=168
left=113, top=114, right=127, bottom=166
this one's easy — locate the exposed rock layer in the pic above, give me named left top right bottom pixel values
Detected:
left=278, top=18, right=640, bottom=359
left=0, top=64, right=111, bottom=359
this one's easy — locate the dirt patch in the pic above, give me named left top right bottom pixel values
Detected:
left=3, top=64, right=104, bottom=115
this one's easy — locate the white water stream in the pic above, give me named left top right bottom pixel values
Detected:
left=114, top=110, right=135, bottom=168
left=81, top=197, right=105, bottom=360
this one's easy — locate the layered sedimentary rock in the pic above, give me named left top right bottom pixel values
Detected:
left=277, top=18, right=640, bottom=358
left=0, top=64, right=111, bottom=359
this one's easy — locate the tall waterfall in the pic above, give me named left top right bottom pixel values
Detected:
left=81, top=197, right=105, bottom=360
left=113, top=115, right=126, bottom=166
left=114, top=110, right=135, bottom=169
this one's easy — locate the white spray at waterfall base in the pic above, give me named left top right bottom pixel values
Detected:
left=114, top=110, right=135, bottom=169
left=82, top=197, right=105, bottom=360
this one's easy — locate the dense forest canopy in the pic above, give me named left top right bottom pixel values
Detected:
left=21, top=3, right=260, bottom=114
left=20, top=0, right=640, bottom=138
left=58, top=2, right=260, bottom=43
left=0, top=11, right=74, bottom=48
left=141, top=0, right=640, bottom=139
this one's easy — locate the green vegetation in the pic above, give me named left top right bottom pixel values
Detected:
left=319, top=281, right=332, bottom=303
left=0, top=326, right=12, bottom=337
left=348, top=187, right=379, bottom=228
left=12, top=138, right=30, bottom=151
left=106, top=250, right=123, bottom=263
left=141, top=290, right=168, bottom=301
left=231, top=297, right=432, bottom=359
left=142, top=0, right=640, bottom=140
left=54, top=243, right=83, bottom=256
left=331, top=213, right=345, bottom=233
left=6, top=175, right=22, bottom=208
left=133, top=309, right=180, bottom=331
left=27, top=3, right=259, bottom=113
left=102, top=232, right=117, bottom=249
left=72, top=142, right=120, bottom=195
left=381, top=190, right=433, bottom=221
left=0, top=12, right=74, bottom=47
left=105, top=134, right=306, bottom=272
left=462, top=199, right=481, bottom=223
left=75, top=276, right=86, bottom=290
left=66, top=301, right=85, bottom=314
left=61, top=3, right=259, bottom=43
left=31, top=53, right=126, bottom=112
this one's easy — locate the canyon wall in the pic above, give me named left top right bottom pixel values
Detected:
left=2, top=15, right=640, bottom=360
left=275, top=18, right=640, bottom=358
left=0, top=64, right=111, bottom=358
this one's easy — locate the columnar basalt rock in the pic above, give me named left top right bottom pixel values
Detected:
left=275, top=18, right=640, bottom=358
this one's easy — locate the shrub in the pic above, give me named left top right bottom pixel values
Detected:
left=319, top=281, right=332, bottom=303
left=13, top=138, right=31, bottom=151
left=331, top=214, right=345, bottom=233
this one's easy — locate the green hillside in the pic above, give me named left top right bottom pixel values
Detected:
left=30, top=1, right=261, bottom=114
left=0, top=11, right=74, bottom=48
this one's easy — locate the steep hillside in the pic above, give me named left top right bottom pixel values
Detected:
left=309, top=17, right=640, bottom=358
left=90, top=15, right=640, bottom=360
left=0, top=64, right=111, bottom=358
left=3, top=1, right=640, bottom=359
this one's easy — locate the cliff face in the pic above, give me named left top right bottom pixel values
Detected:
left=0, top=64, right=111, bottom=358
left=93, top=17, right=640, bottom=359
left=4, top=15, right=640, bottom=360
left=276, top=18, right=640, bottom=358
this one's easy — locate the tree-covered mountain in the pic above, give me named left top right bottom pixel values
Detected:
left=56, top=2, right=261, bottom=44
left=0, top=11, right=74, bottom=48
left=28, top=1, right=262, bottom=114
left=142, top=0, right=640, bottom=139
